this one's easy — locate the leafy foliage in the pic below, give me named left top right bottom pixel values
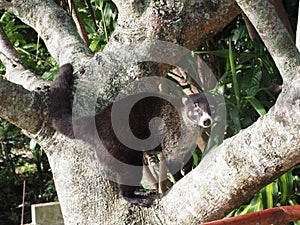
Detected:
left=0, top=11, right=57, bottom=77
left=0, top=119, right=57, bottom=225
left=196, top=13, right=299, bottom=224
left=197, top=17, right=282, bottom=137
left=88, top=0, right=118, bottom=51
left=228, top=166, right=300, bottom=225
left=74, top=0, right=118, bottom=51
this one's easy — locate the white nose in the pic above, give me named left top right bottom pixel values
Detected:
left=198, top=113, right=213, bottom=128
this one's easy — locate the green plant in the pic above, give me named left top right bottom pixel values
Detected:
left=82, top=0, right=118, bottom=51
left=0, top=120, right=57, bottom=225
left=196, top=15, right=298, bottom=224
left=196, top=17, right=282, bottom=137
left=0, top=11, right=57, bottom=77
left=227, top=166, right=300, bottom=225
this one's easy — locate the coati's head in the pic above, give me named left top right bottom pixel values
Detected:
left=182, top=93, right=214, bottom=128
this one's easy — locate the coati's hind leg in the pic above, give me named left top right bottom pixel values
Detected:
left=117, top=153, right=158, bottom=207
left=171, top=156, right=194, bottom=181
left=118, top=181, right=157, bottom=207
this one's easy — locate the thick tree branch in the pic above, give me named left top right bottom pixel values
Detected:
left=103, top=0, right=240, bottom=81
left=3, top=68, right=49, bottom=91
left=3, top=0, right=92, bottom=65
left=108, top=0, right=240, bottom=50
left=235, top=0, right=300, bottom=86
left=0, top=76, right=48, bottom=134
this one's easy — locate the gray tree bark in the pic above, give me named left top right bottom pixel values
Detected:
left=0, top=0, right=299, bottom=224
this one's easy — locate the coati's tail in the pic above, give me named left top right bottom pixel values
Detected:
left=50, top=63, right=75, bottom=138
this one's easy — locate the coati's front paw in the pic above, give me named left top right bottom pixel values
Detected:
left=58, top=63, right=74, bottom=85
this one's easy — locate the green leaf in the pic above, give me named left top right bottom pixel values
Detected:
left=245, top=96, right=267, bottom=116
left=42, top=69, right=58, bottom=81
left=22, top=43, right=41, bottom=51
left=89, top=39, right=101, bottom=52
left=228, top=39, right=241, bottom=112
left=261, top=181, right=278, bottom=208
left=239, top=67, right=262, bottom=96
left=229, top=107, right=241, bottom=133
left=279, top=170, right=294, bottom=205
left=195, top=49, right=231, bottom=58
left=192, top=151, right=199, bottom=166
left=236, top=193, right=263, bottom=215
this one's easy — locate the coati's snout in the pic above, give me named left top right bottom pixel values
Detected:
left=198, top=112, right=213, bottom=128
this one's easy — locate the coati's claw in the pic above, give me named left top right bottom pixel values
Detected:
left=134, top=188, right=158, bottom=197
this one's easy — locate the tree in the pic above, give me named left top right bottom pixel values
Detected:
left=0, top=0, right=299, bottom=224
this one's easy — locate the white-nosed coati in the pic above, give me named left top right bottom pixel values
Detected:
left=50, top=63, right=213, bottom=207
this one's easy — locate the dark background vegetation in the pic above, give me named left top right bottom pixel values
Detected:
left=0, top=0, right=299, bottom=224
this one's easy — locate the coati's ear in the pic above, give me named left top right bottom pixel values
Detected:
left=181, top=96, right=192, bottom=107
left=181, top=96, right=195, bottom=118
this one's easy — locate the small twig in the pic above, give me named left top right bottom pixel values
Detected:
left=70, top=0, right=90, bottom=46
left=35, top=35, right=40, bottom=62
left=242, top=12, right=260, bottom=41
left=21, top=180, right=26, bottom=225
left=15, top=47, right=53, bottom=68
left=60, top=0, right=90, bottom=46
left=84, top=0, right=97, bottom=29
